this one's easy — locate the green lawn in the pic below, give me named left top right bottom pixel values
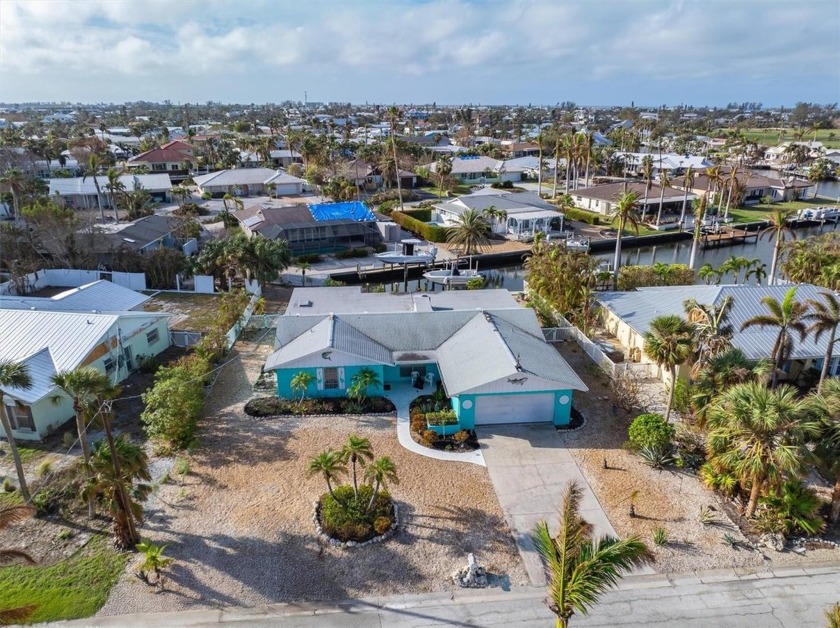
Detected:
left=717, top=128, right=840, bottom=149
left=0, top=534, right=129, bottom=624
left=727, top=199, right=833, bottom=224
left=16, top=446, right=47, bottom=465
left=417, top=184, right=472, bottom=197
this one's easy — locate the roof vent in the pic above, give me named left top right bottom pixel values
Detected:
left=299, top=300, right=313, bottom=308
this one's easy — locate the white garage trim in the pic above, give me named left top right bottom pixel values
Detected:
left=475, top=393, right=554, bottom=425
left=274, top=183, right=303, bottom=195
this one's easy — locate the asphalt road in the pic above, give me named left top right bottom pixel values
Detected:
left=70, top=564, right=840, bottom=627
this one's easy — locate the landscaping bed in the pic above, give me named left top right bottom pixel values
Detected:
left=244, top=396, right=396, bottom=417
left=316, top=485, right=395, bottom=543
left=409, top=394, right=479, bottom=452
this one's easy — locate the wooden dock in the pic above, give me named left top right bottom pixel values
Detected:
left=701, top=227, right=760, bottom=249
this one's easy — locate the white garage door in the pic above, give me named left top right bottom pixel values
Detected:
left=474, top=393, right=554, bottom=425
left=274, top=183, right=302, bottom=196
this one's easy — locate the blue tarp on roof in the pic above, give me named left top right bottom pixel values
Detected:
left=309, top=201, right=376, bottom=223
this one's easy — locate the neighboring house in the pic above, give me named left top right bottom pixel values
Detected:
left=0, top=279, right=149, bottom=312
left=571, top=181, right=695, bottom=219
left=126, top=140, right=195, bottom=182
left=617, top=152, right=712, bottom=177
left=265, top=288, right=587, bottom=429
left=0, top=287, right=171, bottom=441
left=96, top=214, right=194, bottom=258
left=335, top=158, right=382, bottom=189
left=433, top=191, right=562, bottom=238
left=502, top=156, right=563, bottom=181
left=673, top=169, right=813, bottom=203
left=597, top=284, right=837, bottom=385
left=269, top=149, right=303, bottom=168
left=235, top=201, right=381, bottom=254
left=193, top=168, right=306, bottom=197
left=49, top=173, right=172, bottom=210
left=427, top=155, right=519, bottom=184
left=503, top=142, right=541, bottom=158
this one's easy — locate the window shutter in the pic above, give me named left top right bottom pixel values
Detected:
left=338, top=368, right=346, bottom=390
left=316, top=368, right=324, bottom=391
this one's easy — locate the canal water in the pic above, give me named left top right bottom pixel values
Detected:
left=376, top=223, right=830, bottom=293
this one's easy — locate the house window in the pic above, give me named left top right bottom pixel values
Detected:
left=104, top=357, right=116, bottom=373
left=323, top=367, right=339, bottom=389
left=7, top=403, right=35, bottom=431
left=152, top=163, right=166, bottom=172
left=146, top=328, right=160, bottom=345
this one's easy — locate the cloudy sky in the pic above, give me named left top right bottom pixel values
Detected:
left=1, top=0, right=838, bottom=106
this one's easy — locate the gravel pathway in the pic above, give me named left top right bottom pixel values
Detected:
left=98, top=340, right=525, bottom=616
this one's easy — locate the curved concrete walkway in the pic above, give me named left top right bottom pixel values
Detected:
left=385, top=384, right=485, bottom=466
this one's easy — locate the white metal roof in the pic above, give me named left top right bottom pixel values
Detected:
left=0, top=280, right=149, bottom=313
left=49, top=174, right=172, bottom=196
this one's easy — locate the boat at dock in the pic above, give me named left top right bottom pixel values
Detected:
left=791, top=206, right=840, bottom=224
left=423, top=259, right=481, bottom=287
left=375, top=239, right=438, bottom=264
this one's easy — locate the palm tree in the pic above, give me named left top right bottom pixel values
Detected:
left=688, top=194, right=707, bottom=270
left=607, top=191, right=640, bottom=286
left=691, top=348, right=770, bottom=425
left=719, top=255, right=750, bottom=284
left=808, top=158, right=832, bottom=199
left=536, top=133, right=544, bottom=196
left=745, top=260, right=768, bottom=285
left=385, top=106, right=404, bottom=212
left=723, top=165, right=739, bottom=219
left=0, top=168, right=26, bottom=220
left=707, top=382, right=818, bottom=517
left=552, top=132, right=562, bottom=198
left=50, top=368, right=109, bottom=467
left=581, top=132, right=594, bottom=189
left=533, top=481, right=653, bottom=628
left=364, top=456, right=398, bottom=512
left=307, top=450, right=347, bottom=504
left=0, top=360, right=33, bottom=501
left=806, top=291, right=840, bottom=391
left=643, top=315, right=694, bottom=420
left=340, top=435, right=373, bottom=500
left=104, top=168, right=125, bottom=222
left=297, top=260, right=311, bottom=286
left=705, top=165, right=724, bottom=209
left=683, top=296, right=734, bottom=376
left=698, top=263, right=716, bottom=285
left=136, top=541, right=173, bottom=585
left=435, top=155, right=452, bottom=199
left=290, top=371, right=314, bottom=405
left=80, top=436, right=151, bottom=548
left=741, top=287, right=809, bottom=388
left=760, top=208, right=796, bottom=286
left=654, top=170, right=670, bottom=226
left=348, top=368, right=381, bottom=403
left=82, top=153, right=105, bottom=219
left=265, top=182, right=277, bottom=199
left=639, top=155, right=654, bottom=223
left=678, top=166, right=694, bottom=229
left=446, top=209, right=491, bottom=256
left=0, top=505, right=36, bottom=564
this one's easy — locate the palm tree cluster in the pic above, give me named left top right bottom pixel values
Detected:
left=446, top=209, right=491, bottom=256
left=782, top=231, right=840, bottom=291
left=307, top=435, right=398, bottom=515
left=193, top=232, right=291, bottom=289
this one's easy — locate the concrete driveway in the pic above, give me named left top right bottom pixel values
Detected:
left=477, top=423, right=619, bottom=586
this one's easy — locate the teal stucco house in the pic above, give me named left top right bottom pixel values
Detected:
left=264, top=287, right=587, bottom=428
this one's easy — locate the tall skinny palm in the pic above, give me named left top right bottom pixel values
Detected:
left=446, top=209, right=491, bottom=256
left=82, top=154, right=105, bottom=221
left=0, top=360, right=33, bottom=501
left=607, top=191, right=640, bottom=287
left=760, top=208, right=795, bottom=286
left=654, top=170, right=670, bottom=226
left=307, top=450, right=347, bottom=503
left=740, top=287, right=809, bottom=388
left=340, top=435, right=373, bottom=501
left=688, top=194, right=707, bottom=270
left=643, top=315, right=694, bottom=420
left=639, top=155, right=654, bottom=223
left=678, top=166, right=694, bottom=228
left=364, top=456, right=398, bottom=512
left=707, top=382, right=818, bottom=517
left=805, top=291, right=840, bottom=391
left=723, top=165, right=739, bottom=219
left=533, top=481, right=653, bottom=628
left=386, top=106, right=404, bottom=212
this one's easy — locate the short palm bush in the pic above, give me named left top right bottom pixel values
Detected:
left=754, top=480, right=825, bottom=536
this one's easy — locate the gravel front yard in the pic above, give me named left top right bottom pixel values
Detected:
left=557, top=342, right=839, bottom=573
left=99, top=335, right=525, bottom=616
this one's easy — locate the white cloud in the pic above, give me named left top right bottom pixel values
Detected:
left=0, top=0, right=837, bottom=104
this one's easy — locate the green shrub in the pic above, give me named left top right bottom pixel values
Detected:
left=201, top=191, right=212, bottom=200
left=295, top=253, right=323, bottom=264
left=174, top=458, right=190, bottom=476
left=617, top=264, right=695, bottom=290
left=563, top=207, right=601, bottom=225
left=319, top=484, right=394, bottom=542
left=424, top=409, right=458, bottom=426
left=373, top=516, right=392, bottom=535
left=335, top=247, right=370, bottom=259
left=628, top=413, right=675, bottom=451
left=2, top=477, right=15, bottom=492
left=672, top=377, right=691, bottom=415
left=652, top=527, right=669, bottom=546
left=141, top=355, right=210, bottom=451
left=401, top=208, right=432, bottom=222
left=756, top=480, right=825, bottom=536
left=700, top=461, right=738, bottom=496
left=62, top=431, right=75, bottom=448
left=324, top=278, right=346, bottom=287
left=35, top=459, right=53, bottom=479
left=390, top=211, right=448, bottom=242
